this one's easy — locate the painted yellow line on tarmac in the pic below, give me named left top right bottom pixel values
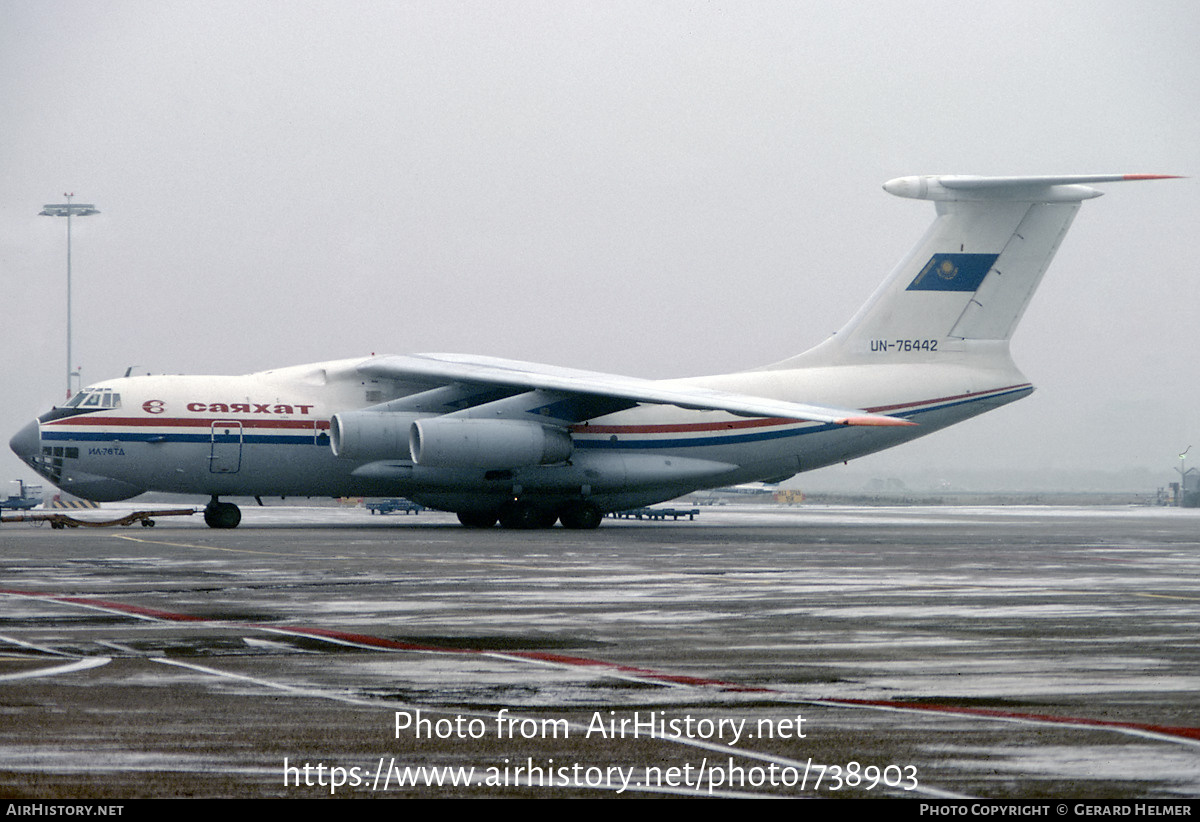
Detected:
left=112, top=533, right=303, bottom=557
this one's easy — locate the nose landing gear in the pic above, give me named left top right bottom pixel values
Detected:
left=204, top=497, right=241, bottom=529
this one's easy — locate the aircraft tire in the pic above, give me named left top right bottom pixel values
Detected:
left=498, top=501, right=557, bottom=530
left=559, top=501, right=603, bottom=530
left=204, top=501, right=242, bottom=529
left=457, top=511, right=498, bottom=528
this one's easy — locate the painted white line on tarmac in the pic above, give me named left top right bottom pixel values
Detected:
left=0, top=656, right=110, bottom=681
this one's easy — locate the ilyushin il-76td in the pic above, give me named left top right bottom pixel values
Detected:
left=10, top=174, right=1176, bottom=529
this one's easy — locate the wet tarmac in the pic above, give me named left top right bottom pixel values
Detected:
left=1, top=503, right=1198, bottom=798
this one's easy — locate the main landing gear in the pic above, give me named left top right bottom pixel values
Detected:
left=456, top=500, right=603, bottom=530
left=456, top=511, right=499, bottom=528
left=204, top=496, right=241, bottom=529
left=557, top=501, right=603, bottom=530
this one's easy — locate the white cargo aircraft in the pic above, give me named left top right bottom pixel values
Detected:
left=10, top=174, right=1175, bottom=529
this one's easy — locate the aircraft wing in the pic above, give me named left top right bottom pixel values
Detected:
left=357, top=353, right=913, bottom=427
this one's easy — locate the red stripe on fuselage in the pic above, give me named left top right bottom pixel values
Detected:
left=863, top=383, right=1031, bottom=414
left=42, top=415, right=330, bottom=430
left=45, top=384, right=1031, bottom=437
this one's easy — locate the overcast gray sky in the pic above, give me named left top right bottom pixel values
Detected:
left=2, top=1, right=1197, bottom=491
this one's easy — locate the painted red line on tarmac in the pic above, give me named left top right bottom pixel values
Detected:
left=246, top=627, right=771, bottom=692
left=0, top=595, right=771, bottom=692
left=262, top=631, right=768, bottom=690
left=57, top=597, right=208, bottom=622
left=1, top=589, right=206, bottom=622
left=504, top=651, right=608, bottom=666
left=7, top=589, right=1197, bottom=741
left=825, top=698, right=1200, bottom=741
left=262, top=625, right=459, bottom=652
left=505, top=650, right=773, bottom=691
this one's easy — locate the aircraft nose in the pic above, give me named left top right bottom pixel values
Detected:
left=9, top=419, right=40, bottom=463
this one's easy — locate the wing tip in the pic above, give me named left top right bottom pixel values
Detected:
left=838, top=415, right=917, bottom=428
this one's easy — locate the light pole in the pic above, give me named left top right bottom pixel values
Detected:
left=1178, top=446, right=1196, bottom=507
left=40, top=194, right=99, bottom=400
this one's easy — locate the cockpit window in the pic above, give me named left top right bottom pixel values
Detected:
left=62, top=390, right=121, bottom=410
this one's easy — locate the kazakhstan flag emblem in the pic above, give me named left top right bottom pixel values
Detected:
left=907, top=253, right=998, bottom=292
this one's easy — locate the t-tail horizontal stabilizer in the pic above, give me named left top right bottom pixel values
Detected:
left=883, top=173, right=1182, bottom=201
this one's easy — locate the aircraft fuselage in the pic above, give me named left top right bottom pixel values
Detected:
left=14, top=354, right=1029, bottom=515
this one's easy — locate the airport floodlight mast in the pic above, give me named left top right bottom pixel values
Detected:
left=39, top=194, right=99, bottom=399
left=1178, top=446, right=1196, bottom=507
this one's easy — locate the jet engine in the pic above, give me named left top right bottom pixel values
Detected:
left=410, top=418, right=572, bottom=470
left=329, top=411, right=425, bottom=461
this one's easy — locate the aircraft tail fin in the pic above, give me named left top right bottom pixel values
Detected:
left=772, top=174, right=1178, bottom=368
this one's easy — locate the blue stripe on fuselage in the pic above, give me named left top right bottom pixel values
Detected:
left=41, top=431, right=322, bottom=446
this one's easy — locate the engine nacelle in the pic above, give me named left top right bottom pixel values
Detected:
left=329, top=411, right=426, bottom=460
left=410, top=418, right=573, bottom=469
